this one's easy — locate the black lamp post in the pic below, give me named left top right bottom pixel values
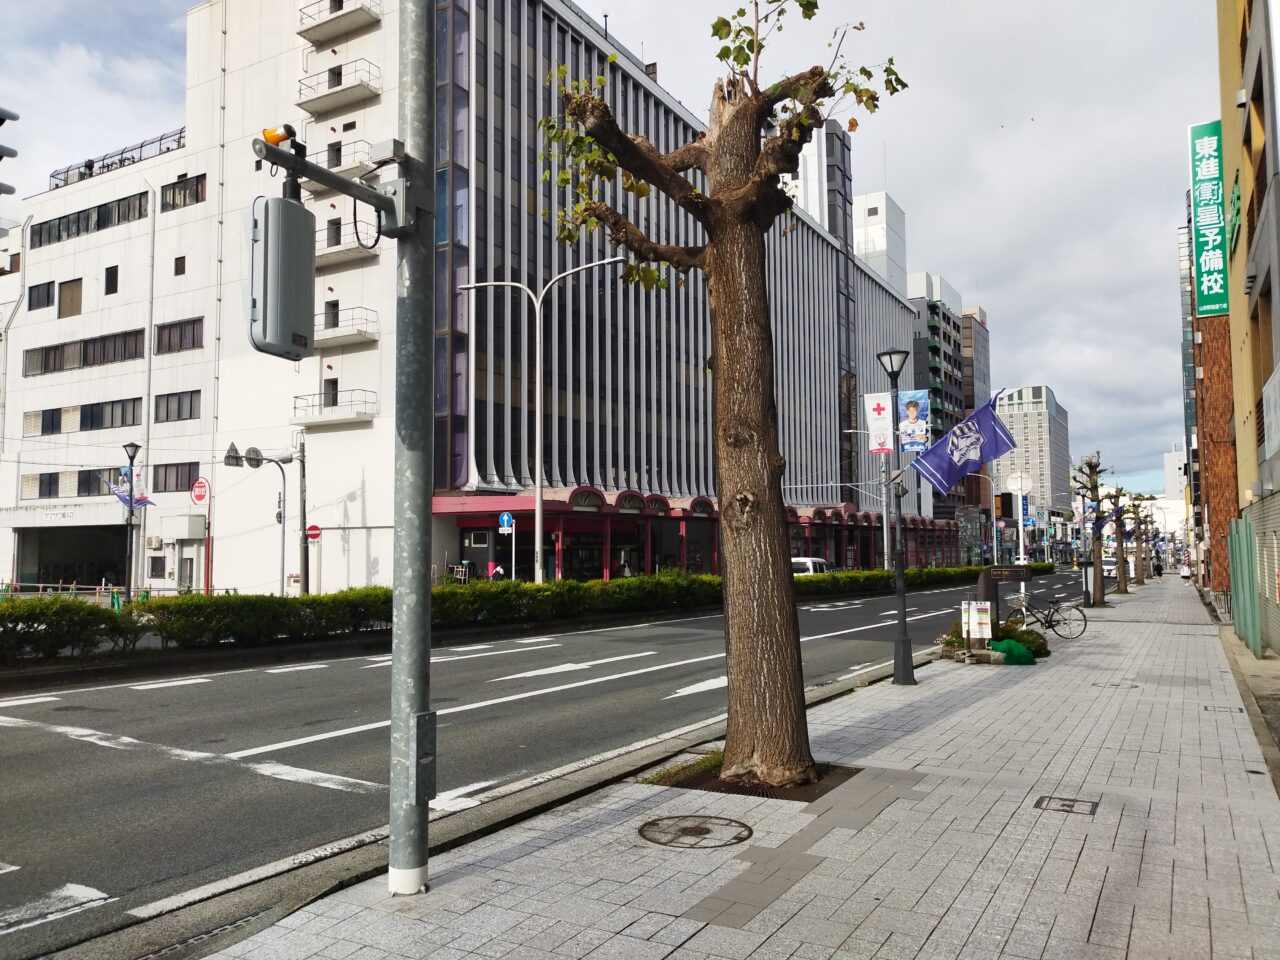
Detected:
left=876, top=348, right=916, bottom=686
left=122, top=441, right=141, bottom=603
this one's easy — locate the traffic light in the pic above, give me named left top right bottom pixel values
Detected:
left=246, top=195, right=315, bottom=361
left=0, top=106, right=18, bottom=197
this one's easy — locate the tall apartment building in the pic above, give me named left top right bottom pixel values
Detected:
left=907, top=273, right=966, bottom=519
left=0, top=0, right=959, bottom=593
left=991, top=385, right=1072, bottom=516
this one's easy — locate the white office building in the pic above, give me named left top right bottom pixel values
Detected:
left=0, top=0, right=961, bottom=593
left=990, top=385, right=1073, bottom=516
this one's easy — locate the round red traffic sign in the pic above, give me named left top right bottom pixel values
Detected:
left=306, top=524, right=322, bottom=541
left=190, top=476, right=210, bottom=505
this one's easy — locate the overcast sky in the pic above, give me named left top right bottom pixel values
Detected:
left=1, top=1, right=1217, bottom=494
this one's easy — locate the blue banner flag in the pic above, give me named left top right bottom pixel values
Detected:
left=1092, top=506, right=1123, bottom=534
left=910, top=393, right=1017, bottom=493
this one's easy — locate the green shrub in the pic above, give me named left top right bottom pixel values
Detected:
left=0, top=596, right=112, bottom=660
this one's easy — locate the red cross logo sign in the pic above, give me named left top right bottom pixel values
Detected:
left=872, top=402, right=886, bottom=416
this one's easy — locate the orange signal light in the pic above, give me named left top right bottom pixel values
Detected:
left=261, top=124, right=297, bottom=146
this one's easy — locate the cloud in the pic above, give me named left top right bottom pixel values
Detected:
left=0, top=2, right=187, bottom=221
left=574, top=0, right=1216, bottom=478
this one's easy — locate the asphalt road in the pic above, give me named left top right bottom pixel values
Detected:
left=0, top=572, right=1082, bottom=959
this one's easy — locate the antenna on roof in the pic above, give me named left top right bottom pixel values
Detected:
left=603, top=10, right=609, bottom=39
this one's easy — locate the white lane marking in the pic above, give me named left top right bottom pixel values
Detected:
left=878, top=607, right=919, bottom=615
left=0, top=884, right=115, bottom=937
left=490, top=652, right=656, bottom=682
left=839, top=658, right=892, bottom=680
left=361, top=644, right=561, bottom=668
left=229, top=651, right=728, bottom=757
left=0, top=715, right=384, bottom=794
left=0, top=696, right=58, bottom=708
left=0, top=863, right=18, bottom=875
left=127, top=828, right=392, bottom=920
left=225, top=720, right=392, bottom=758
left=801, top=609, right=952, bottom=643
left=265, top=664, right=329, bottom=674
left=663, top=676, right=727, bottom=700
left=450, top=644, right=492, bottom=651
left=130, top=678, right=211, bottom=690
left=244, top=762, right=384, bottom=794
left=515, top=637, right=554, bottom=643
left=429, top=780, right=499, bottom=812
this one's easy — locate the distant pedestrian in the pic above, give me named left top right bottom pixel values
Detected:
left=1179, top=562, right=1191, bottom=585
left=1153, top=558, right=1163, bottom=580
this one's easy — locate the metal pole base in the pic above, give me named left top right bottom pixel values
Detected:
left=388, top=866, right=429, bottom=896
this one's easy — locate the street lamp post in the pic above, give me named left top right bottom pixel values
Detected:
left=460, top=256, right=622, bottom=583
left=876, top=349, right=916, bottom=686
left=223, top=444, right=292, bottom=596
left=123, top=442, right=141, bottom=603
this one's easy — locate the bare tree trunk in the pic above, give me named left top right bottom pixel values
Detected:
left=1132, top=514, right=1145, bottom=585
left=1114, top=524, right=1129, bottom=594
left=709, top=221, right=814, bottom=786
left=703, top=82, right=815, bottom=787
left=1092, top=531, right=1105, bottom=606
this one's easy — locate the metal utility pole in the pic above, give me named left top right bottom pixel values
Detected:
left=247, top=0, right=436, bottom=891
left=298, top=437, right=309, bottom=595
left=387, top=0, right=436, bottom=896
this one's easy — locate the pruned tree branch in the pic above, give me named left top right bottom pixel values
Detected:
left=663, top=138, right=708, bottom=173
left=762, top=64, right=829, bottom=110
left=564, top=92, right=712, bottom=224
left=583, top=201, right=707, bottom=272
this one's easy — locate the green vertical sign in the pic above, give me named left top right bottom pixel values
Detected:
left=1189, top=120, right=1229, bottom=316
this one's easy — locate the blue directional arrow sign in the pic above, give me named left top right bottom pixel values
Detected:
left=498, top=511, right=514, bottom=533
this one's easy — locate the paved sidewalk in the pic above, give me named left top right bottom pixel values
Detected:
left=209, top=579, right=1280, bottom=960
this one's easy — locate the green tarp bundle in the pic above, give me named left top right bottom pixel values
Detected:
left=989, top=638, right=1035, bottom=665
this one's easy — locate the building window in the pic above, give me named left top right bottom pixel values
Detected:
left=174, top=256, right=186, bottom=276
left=342, top=120, right=356, bottom=132
left=155, top=317, right=203, bottom=354
left=77, top=469, right=112, bottom=497
left=160, top=174, right=206, bottom=212
left=82, top=330, right=145, bottom=367
left=105, top=265, right=119, bottom=295
left=324, top=300, right=340, bottom=328
left=327, top=218, right=341, bottom=247
left=152, top=461, right=199, bottom=493
left=81, top=397, right=142, bottom=431
left=40, top=408, right=61, bottom=435
left=155, top=390, right=201, bottom=423
left=323, top=378, right=339, bottom=407
left=28, top=191, right=148, bottom=249
left=27, top=281, right=53, bottom=310
left=867, top=206, right=879, bottom=216
left=38, top=472, right=59, bottom=499
left=57, top=278, right=83, bottom=318
left=149, top=556, right=166, bottom=579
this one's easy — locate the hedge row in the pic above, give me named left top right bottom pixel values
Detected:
left=0, top=564, right=1052, bottom=664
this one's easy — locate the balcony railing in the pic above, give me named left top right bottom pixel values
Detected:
left=50, top=128, right=185, bottom=190
left=927, top=336, right=942, bottom=351
left=315, top=220, right=381, bottom=265
left=301, top=140, right=373, bottom=193
left=297, top=59, right=381, bottom=115
left=315, top=306, right=380, bottom=347
left=298, top=0, right=381, bottom=43
left=291, top=388, right=378, bottom=426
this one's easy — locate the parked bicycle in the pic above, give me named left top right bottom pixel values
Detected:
left=1005, top=592, right=1087, bottom=640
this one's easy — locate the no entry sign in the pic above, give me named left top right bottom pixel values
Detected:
left=190, top=476, right=210, bottom=506
left=306, top=524, right=322, bottom=541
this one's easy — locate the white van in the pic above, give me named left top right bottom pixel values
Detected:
left=791, top=557, right=830, bottom=576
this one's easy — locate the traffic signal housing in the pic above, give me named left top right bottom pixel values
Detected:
left=0, top=106, right=18, bottom=197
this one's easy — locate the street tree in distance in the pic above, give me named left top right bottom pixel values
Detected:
left=542, top=1, right=907, bottom=786
left=1073, top=453, right=1107, bottom=608
left=1105, top=487, right=1130, bottom=595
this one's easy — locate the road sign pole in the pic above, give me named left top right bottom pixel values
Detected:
left=512, top=523, right=516, bottom=582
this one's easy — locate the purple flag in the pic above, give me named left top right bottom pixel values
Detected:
left=910, top=393, right=1017, bottom=494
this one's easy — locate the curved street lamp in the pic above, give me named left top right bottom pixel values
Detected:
left=875, top=349, right=915, bottom=686
left=122, top=442, right=142, bottom=603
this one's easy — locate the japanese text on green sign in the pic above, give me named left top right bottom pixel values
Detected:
left=1189, top=120, right=1229, bottom=316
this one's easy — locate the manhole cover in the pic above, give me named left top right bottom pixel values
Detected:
left=1092, top=681, right=1138, bottom=689
left=1203, top=704, right=1244, bottom=713
left=638, top=816, right=753, bottom=849
left=1034, top=796, right=1098, bottom=815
